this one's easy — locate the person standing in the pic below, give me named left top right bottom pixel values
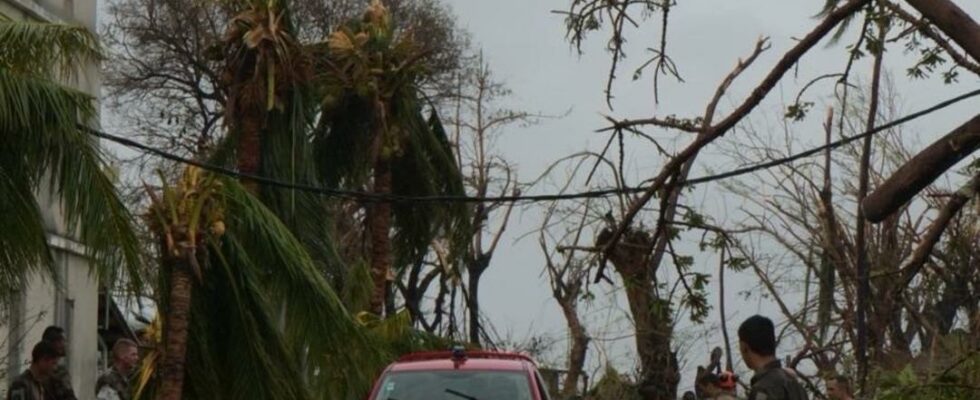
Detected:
left=7, top=341, right=62, bottom=400
left=96, top=339, right=140, bottom=400
left=41, top=326, right=77, bottom=400
left=737, top=315, right=808, bottom=400
left=825, top=375, right=854, bottom=400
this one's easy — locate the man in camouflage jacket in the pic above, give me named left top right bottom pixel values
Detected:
left=96, top=339, right=139, bottom=400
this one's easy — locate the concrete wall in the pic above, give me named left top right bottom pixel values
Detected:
left=0, top=0, right=103, bottom=398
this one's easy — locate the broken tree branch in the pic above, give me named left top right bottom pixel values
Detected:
left=895, top=170, right=980, bottom=291
left=903, top=0, right=980, bottom=63
left=862, top=113, right=980, bottom=222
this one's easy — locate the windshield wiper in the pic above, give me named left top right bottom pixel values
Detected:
left=445, top=388, right=479, bottom=400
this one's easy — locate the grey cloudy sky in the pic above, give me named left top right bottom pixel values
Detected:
left=444, top=0, right=980, bottom=391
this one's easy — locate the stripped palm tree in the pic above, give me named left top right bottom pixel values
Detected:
left=143, top=166, right=380, bottom=400
left=0, top=17, right=142, bottom=297
left=144, top=167, right=225, bottom=400
left=316, top=0, right=469, bottom=317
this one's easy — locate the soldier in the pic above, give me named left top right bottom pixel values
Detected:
left=41, top=326, right=76, bottom=400
left=7, top=341, right=62, bottom=400
left=96, top=339, right=139, bottom=400
left=737, top=315, right=808, bottom=400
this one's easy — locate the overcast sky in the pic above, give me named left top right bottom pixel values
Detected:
left=443, top=0, right=980, bottom=391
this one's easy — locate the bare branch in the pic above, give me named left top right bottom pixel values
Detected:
left=598, top=0, right=871, bottom=282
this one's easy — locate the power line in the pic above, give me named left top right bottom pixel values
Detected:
left=86, top=88, right=980, bottom=204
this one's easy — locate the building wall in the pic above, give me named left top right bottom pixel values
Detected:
left=0, top=0, right=103, bottom=398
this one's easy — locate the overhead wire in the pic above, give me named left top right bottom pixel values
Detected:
left=83, top=88, right=980, bottom=204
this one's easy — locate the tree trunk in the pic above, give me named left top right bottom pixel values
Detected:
left=467, top=269, right=482, bottom=345
left=817, top=108, right=837, bottom=344
left=558, top=300, right=588, bottom=398
left=157, top=258, right=194, bottom=400
left=598, top=229, right=679, bottom=400
left=467, top=255, right=489, bottom=345
left=855, top=26, right=885, bottom=388
left=236, top=115, right=263, bottom=194
left=368, top=160, right=393, bottom=316
left=431, top=272, right=449, bottom=333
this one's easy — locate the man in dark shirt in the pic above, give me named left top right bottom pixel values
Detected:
left=738, top=315, right=809, bottom=400
left=41, top=326, right=77, bottom=400
left=7, top=341, right=61, bottom=400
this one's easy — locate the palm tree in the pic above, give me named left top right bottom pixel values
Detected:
left=219, top=0, right=311, bottom=194
left=218, top=0, right=349, bottom=294
left=144, top=167, right=224, bottom=400
left=316, top=0, right=469, bottom=316
left=143, top=166, right=381, bottom=400
left=0, top=18, right=142, bottom=297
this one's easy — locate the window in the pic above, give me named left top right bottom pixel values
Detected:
left=375, top=371, right=533, bottom=400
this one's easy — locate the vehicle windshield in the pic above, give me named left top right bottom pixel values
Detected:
left=374, top=370, right=533, bottom=400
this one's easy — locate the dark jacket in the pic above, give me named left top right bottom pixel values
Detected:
left=42, top=365, right=76, bottom=400
left=748, top=360, right=808, bottom=400
left=7, top=370, right=44, bottom=400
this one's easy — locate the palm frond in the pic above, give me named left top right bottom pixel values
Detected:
left=0, top=167, right=53, bottom=295
left=256, top=85, right=347, bottom=278
left=389, top=96, right=470, bottom=269
left=313, top=93, right=375, bottom=188
left=139, top=174, right=384, bottom=399
left=0, top=20, right=101, bottom=79
left=218, top=177, right=384, bottom=398
left=0, top=66, right=143, bottom=292
left=357, top=310, right=454, bottom=356
left=817, top=0, right=864, bottom=46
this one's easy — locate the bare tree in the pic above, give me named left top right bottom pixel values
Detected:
left=557, top=0, right=980, bottom=395
left=449, top=59, right=524, bottom=345
left=717, top=82, right=980, bottom=395
left=539, top=194, right=595, bottom=397
left=393, top=57, right=532, bottom=342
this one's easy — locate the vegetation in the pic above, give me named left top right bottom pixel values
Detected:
left=0, top=17, right=142, bottom=298
left=1, top=1, right=978, bottom=400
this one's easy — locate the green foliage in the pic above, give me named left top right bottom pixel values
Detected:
left=680, top=272, right=710, bottom=323
left=141, top=175, right=383, bottom=400
left=586, top=365, right=642, bottom=400
left=785, top=101, right=815, bottom=121
left=906, top=47, right=947, bottom=80
left=0, top=18, right=102, bottom=78
left=0, top=20, right=142, bottom=296
left=875, top=357, right=980, bottom=400
left=315, top=3, right=471, bottom=272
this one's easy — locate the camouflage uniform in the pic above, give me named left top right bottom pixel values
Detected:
left=7, top=370, right=44, bottom=400
left=95, top=367, right=130, bottom=400
left=42, top=365, right=76, bottom=400
left=748, top=360, right=808, bottom=400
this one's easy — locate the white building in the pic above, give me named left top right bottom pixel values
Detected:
left=0, top=0, right=109, bottom=398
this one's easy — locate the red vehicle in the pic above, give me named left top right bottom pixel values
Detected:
left=368, top=347, right=553, bottom=400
